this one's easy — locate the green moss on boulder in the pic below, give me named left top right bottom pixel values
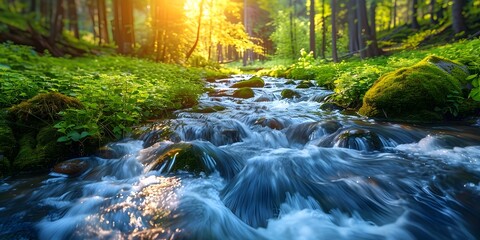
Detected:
left=231, top=76, right=265, bottom=88
left=13, top=126, right=72, bottom=172
left=281, top=89, right=300, bottom=99
left=359, top=56, right=466, bottom=121
left=296, top=80, right=314, bottom=89
left=8, top=92, right=82, bottom=127
left=233, top=87, right=255, bottom=99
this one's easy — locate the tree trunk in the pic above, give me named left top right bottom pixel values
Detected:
left=430, top=0, right=438, bottom=24
left=369, top=1, right=380, bottom=57
left=97, top=0, right=109, bottom=44
left=356, top=0, right=368, bottom=58
left=321, top=0, right=326, bottom=59
left=30, top=0, right=36, bottom=13
left=411, top=0, right=420, bottom=29
left=452, top=0, right=467, bottom=36
left=289, top=0, right=296, bottom=60
left=331, top=0, right=338, bottom=63
left=309, top=0, right=316, bottom=57
left=113, top=0, right=135, bottom=54
left=348, top=0, right=358, bottom=53
left=392, top=0, right=397, bottom=28
left=67, top=0, right=79, bottom=39
left=50, top=0, right=64, bottom=44
left=436, top=0, right=445, bottom=20
left=186, top=0, right=205, bottom=61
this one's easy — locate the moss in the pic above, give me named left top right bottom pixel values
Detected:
left=233, top=88, right=255, bottom=99
left=13, top=133, right=44, bottom=171
left=281, top=89, right=300, bottom=99
left=8, top=92, right=82, bottom=127
left=421, top=55, right=469, bottom=83
left=152, top=143, right=204, bottom=173
left=285, top=80, right=296, bottom=85
left=0, top=123, right=16, bottom=161
left=12, top=126, right=76, bottom=173
left=231, top=76, right=265, bottom=88
left=296, top=81, right=314, bottom=89
left=190, top=105, right=226, bottom=113
left=359, top=56, right=464, bottom=121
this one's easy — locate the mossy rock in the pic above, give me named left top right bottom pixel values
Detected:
left=281, top=89, right=300, bottom=99
left=285, top=80, right=296, bottom=85
left=333, top=129, right=382, bottom=151
left=231, top=76, right=265, bottom=88
left=148, top=142, right=243, bottom=179
left=8, top=92, right=82, bottom=128
left=0, top=124, right=16, bottom=163
left=359, top=56, right=465, bottom=122
left=296, top=80, right=314, bottom=89
left=12, top=126, right=77, bottom=172
left=190, top=105, right=226, bottom=113
left=233, top=88, right=255, bottom=99
left=320, top=102, right=345, bottom=111
left=52, top=159, right=90, bottom=177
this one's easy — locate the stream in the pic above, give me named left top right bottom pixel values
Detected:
left=1, top=75, right=480, bottom=239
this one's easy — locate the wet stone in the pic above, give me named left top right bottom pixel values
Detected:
left=53, top=159, right=89, bottom=177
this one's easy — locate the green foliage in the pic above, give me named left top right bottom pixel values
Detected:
left=257, top=39, right=480, bottom=110
left=332, top=65, right=383, bottom=108
left=467, top=74, right=480, bottom=101
left=0, top=43, right=207, bottom=143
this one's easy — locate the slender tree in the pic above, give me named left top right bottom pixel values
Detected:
left=67, top=0, right=79, bottom=39
left=348, top=0, right=358, bottom=53
left=321, top=0, right=326, bottom=59
left=97, top=0, right=109, bottom=44
left=309, top=0, right=316, bottom=57
left=186, top=0, right=205, bottom=61
left=429, top=0, right=437, bottom=24
left=289, top=0, right=296, bottom=59
left=411, top=0, right=420, bottom=29
left=452, top=0, right=467, bottom=36
left=331, top=0, right=338, bottom=62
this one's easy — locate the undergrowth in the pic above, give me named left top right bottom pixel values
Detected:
left=0, top=42, right=215, bottom=143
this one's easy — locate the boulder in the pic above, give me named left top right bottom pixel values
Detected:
left=359, top=56, right=467, bottom=121
left=281, top=89, right=300, bottom=99
left=285, top=80, right=296, bottom=85
left=233, top=88, right=255, bottom=99
left=296, top=80, right=315, bottom=89
left=190, top=104, right=226, bottom=113
left=254, top=117, right=285, bottom=130
left=333, top=129, right=383, bottom=151
left=146, top=142, right=244, bottom=180
left=231, top=76, right=265, bottom=88
left=52, top=159, right=90, bottom=177
left=320, top=102, right=345, bottom=111
left=8, top=92, right=82, bottom=129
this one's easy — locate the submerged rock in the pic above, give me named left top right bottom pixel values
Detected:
left=281, top=89, right=300, bottom=99
left=231, top=76, right=265, bottom=88
left=53, top=159, right=90, bottom=177
left=359, top=56, right=468, bottom=121
left=320, top=102, right=345, bottom=111
left=233, top=87, right=255, bottom=99
left=145, top=141, right=244, bottom=180
left=333, top=129, right=383, bottom=151
left=254, top=117, right=285, bottom=130
left=296, top=80, right=315, bottom=89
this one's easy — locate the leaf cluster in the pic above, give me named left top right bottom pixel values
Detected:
left=0, top=43, right=207, bottom=143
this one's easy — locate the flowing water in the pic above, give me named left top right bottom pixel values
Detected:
left=1, top=75, right=480, bottom=239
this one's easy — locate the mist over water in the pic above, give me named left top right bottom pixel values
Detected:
left=1, top=75, right=480, bottom=239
